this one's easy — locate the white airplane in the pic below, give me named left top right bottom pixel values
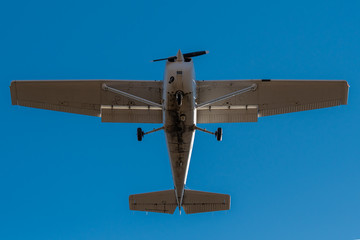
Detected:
left=10, top=50, right=349, bottom=214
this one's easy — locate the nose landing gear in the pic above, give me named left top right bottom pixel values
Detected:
left=175, top=91, right=184, bottom=106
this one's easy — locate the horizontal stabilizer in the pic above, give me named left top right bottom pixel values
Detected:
left=129, top=190, right=177, bottom=214
left=182, top=190, right=230, bottom=214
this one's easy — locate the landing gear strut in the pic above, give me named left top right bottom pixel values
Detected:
left=194, top=126, right=223, bottom=141
left=137, top=126, right=165, bottom=141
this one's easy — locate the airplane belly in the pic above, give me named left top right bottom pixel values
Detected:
left=163, top=61, right=196, bottom=203
left=165, top=107, right=195, bottom=200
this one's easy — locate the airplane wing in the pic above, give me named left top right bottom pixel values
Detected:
left=196, top=80, right=349, bottom=123
left=10, top=80, right=163, bottom=123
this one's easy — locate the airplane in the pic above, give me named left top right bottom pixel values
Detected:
left=10, top=50, right=349, bottom=214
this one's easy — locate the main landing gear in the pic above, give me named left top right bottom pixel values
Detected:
left=215, top=127, right=223, bottom=141
left=137, top=126, right=222, bottom=142
left=137, top=126, right=164, bottom=141
left=137, top=128, right=144, bottom=141
left=194, top=126, right=223, bottom=141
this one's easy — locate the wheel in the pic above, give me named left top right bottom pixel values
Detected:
left=137, top=128, right=144, bottom=141
left=215, top=127, right=222, bottom=141
left=175, top=91, right=183, bottom=106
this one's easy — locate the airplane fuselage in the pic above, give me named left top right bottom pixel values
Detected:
left=163, top=58, right=196, bottom=206
left=10, top=49, right=348, bottom=214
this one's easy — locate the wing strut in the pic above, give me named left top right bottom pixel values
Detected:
left=102, top=83, right=162, bottom=108
left=196, top=83, right=257, bottom=108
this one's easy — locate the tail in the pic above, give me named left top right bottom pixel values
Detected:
left=182, top=190, right=231, bottom=214
left=129, top=189, right=230, bottom=214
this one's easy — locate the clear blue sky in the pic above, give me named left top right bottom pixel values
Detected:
left=1, top=0, right=359, bottom=239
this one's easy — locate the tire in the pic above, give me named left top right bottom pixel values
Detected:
left=175, top=91, right=183, bottom=106
left=137, top=128, right=144, bottom=141
left=215, top=127, right=223, bottom=141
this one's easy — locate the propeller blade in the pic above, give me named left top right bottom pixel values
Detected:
left=152, top=50, right=209, bottom=62
left=183, top=50, right=209, bottom=58
left=152, top=57, right=174, bottom=62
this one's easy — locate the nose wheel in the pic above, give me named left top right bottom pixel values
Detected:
left=175, top=91, right=184, bottom=106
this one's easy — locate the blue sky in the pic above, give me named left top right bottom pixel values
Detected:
left=1, top=0, right=360, bottom=239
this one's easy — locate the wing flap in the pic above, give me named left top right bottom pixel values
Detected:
left=197, top=105, right=258, bottom=123
left=101, top=105, right=162, bottom=123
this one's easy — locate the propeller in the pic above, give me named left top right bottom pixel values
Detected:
left=152, top=50, right=209, bottom=62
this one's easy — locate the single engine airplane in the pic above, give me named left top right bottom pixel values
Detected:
left=10, top=50, right=349, bottom=214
